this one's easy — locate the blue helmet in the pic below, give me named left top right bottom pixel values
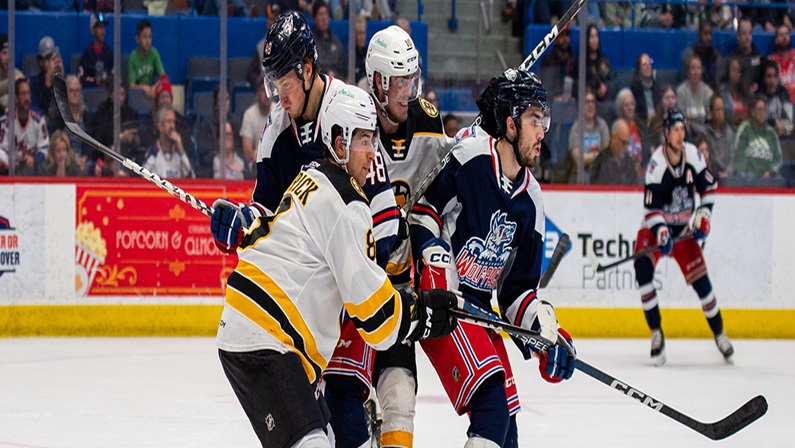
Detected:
left=261, top=12, right=317, bottom=96
left=492, top=68, right=549, bottom=138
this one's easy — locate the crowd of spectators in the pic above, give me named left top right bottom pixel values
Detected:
left=2, top=2, right=795, bottom=188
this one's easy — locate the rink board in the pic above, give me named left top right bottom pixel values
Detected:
left=1, top=181, right=794, bottom=337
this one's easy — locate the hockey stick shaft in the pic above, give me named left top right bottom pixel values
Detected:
left=451, top=300, right=767, bottom=440
left=403, top=0, right=590, bottom=213
left=539, top=233, right=570, bottom=288
left=594, top=232, right=695, bottom=272
left=52, top=75, right=214, bottom=218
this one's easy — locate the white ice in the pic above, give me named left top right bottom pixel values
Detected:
left=1, top=337, right=792, bottom=447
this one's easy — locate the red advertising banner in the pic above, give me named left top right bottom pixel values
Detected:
left=75, top=180, right=252, bottom=296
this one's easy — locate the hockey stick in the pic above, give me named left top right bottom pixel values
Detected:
left=450, top=299, right=768, bottom=440
left=587, top=232, right=696, bottom=273
left=539, top=232, right=570, bottom=288
left=51, top=74, right=214, bottom=218
left=402, top=0, right=590, bottom=213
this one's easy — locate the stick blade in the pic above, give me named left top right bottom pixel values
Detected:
left=705, top=395, right=768, bottom=441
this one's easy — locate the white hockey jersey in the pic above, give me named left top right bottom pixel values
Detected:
left=217, top=160, right=411, bottom=383
left=0, top=110, right=49, bottom=170
left=376, top=97, right=453, bottom=285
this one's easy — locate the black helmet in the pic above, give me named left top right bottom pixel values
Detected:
left=261, top=12, right=317, bottom=95
left=662, top=107, right=686, bottom=130
left=491, top=68, right=549, bottom=138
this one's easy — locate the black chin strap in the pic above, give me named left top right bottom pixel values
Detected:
left=299, top=72, right=317, bottom=119
left=506, top=117, right=523, bottom=166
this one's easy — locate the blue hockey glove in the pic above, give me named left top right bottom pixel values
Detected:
left=538, top=327, right=576, bottom=383
left=656, top=225, right=673, bottom=256
left=210, top=199, right=254, bottom=254
left=692, top=207, right=711, bottom=241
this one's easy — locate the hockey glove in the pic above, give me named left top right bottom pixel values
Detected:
left=210, top=199, right=254, bottom=254
left=475, top=77, right=499, bottom=138
left=656, top=225, right=673, bottom=256
left=692, top=207, right=711, bottom=240
left=538, top=327, right=576, bottom=383
left=418, top=238, right=454, bottom=291
left=396, top=208, right=410, bottom=245
left=407, top=288, right=458, bottom=342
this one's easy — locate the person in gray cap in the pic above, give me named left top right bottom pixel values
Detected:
left=0, top=34, right=25, bottom=111
left=34, top=35, right=64, bottom=118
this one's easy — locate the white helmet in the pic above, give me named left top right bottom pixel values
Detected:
left=365, top=25, right=421, bottom=99
left=320, top=85, right=378, bottom=165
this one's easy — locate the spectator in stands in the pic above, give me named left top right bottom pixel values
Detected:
left=637, top=2, right=687, bottom=29
left=704, top=94, right=735, bottom=179
left=47, top=75, right=89, bottom=170
left=91, top=80, right=141, bottom=159
left=761, top=59, right=794, bottom=138
left=727, top=16, right=766, bottom=95
left=590, top=118, right=638, bottom=185
left=78, top=13, right=113, bottom=89
left=706, top=0, right=733, bottom=30
left=214, top=120, right=245, bottom=179
left=197, top=84, right=239, bottom=178
left=603, top=2, right=638, bottom=28
left=734, top=95, right=783, bottom=179
left=720, top=56, right=751, bottom=131
left=144, top=105, right=194, bottom=178
left=682, top=21, right=721, bottom=90
left=615, top=87, right=651, bottom=177
left=770, top=24, right=795, bottom=103
left=539, top=25, right=575, bottom=101
left=35, top=36, right=64, bottom=119
left=676, top=54, right=714, bottom=136
left=37, top=129, right=81, bottom=177
left=140, top=79, right=193, bottom=161
left=740, top=1, right=785, bottom=33
left=648, top=84, right=677, bottom=148
left=129, top=19, right=166, bottom=99
left=83, top=0, right=113, bottom=13
left=0, top=34, right=24, bottom=111
left=442, top=113, right=460, bottom=138
left=202, top=0, right=247, bottom=16
left=568, top=89, right=610, bottom=174
left=313, top=2, right=346, bottom=78
left=574, top=25, right=614, bottom=102
left=0, top=78, right=49, bottom=175
left=240, top=77, right=272, bottom=180
left=631, top=53, right=661, bottom=125
left=694, top=134, right=710, bottom=168
left=352, top=15, right=368, bottom=85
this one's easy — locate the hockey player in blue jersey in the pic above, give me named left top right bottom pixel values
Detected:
left=633, top=108, right=734, bottom=366
left=410, top=69, right=576, bottom=448
left=209, top=11, right=398, bottom=263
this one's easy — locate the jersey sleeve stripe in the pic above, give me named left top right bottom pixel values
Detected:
left=504, top=290, right=537, bottom=328
left=226, top=262, right=325, bottom=383
left=343, top=279, right=402, bottom=348
left=372, top=207, right=400, bottom=227
left=412, top=203, right=442, bottom=231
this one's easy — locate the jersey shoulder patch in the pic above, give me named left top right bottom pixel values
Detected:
left=312, top=160, right=369, bottom=206
left=452, top=125, right=492, bottom=166
left=258, top=105, right=291, bottom=159
left=684, top=142, right=707, bottom=172
left=407, top=97, right=445, bottom=135
left=417, top=97, right=439, bottom=118
left=644, top=147, right=667, bottom=184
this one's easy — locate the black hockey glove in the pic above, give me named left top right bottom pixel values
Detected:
left=476, top=77, right=499, bottom=138
left=407, top=288, right=458, bottom=342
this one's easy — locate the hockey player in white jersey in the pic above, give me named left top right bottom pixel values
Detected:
left=633, top=108, right=733, bottom=366
left=410, top=69, right=576, bottom=448
left=215, top=85, right=459, bottom=448
left=322, top=25, right=453, bottom=448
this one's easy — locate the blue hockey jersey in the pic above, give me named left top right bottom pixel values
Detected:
left=410, top=125, right=546, bottom=328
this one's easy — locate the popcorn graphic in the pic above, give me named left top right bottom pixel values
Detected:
left=75, top=221, right=107, bottom=297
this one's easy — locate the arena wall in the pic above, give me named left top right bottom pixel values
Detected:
left=1, top=180, right=792, bottom=338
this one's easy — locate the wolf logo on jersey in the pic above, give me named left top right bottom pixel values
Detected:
left=663, top=186, right=694, bottom=225
left=456, top=211, right=516, bottom=291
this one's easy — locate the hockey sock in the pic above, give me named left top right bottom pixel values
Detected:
left=466, top=374, right=509, bottom=446
left=635, top=256, right=661, bottom=329
left=323, top=375, right=370, bottom=448
left=692, top=276, right=723, bottom=334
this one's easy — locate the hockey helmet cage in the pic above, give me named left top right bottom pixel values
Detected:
left=663, top=107, right=686, bottom=130
left=492, top=68, right=550, bottom=138
left=365, top=25, right=422, bottom=99
left=320, top=85, right=379, bottom=165
left=261, top=12, right=317, bottom=97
